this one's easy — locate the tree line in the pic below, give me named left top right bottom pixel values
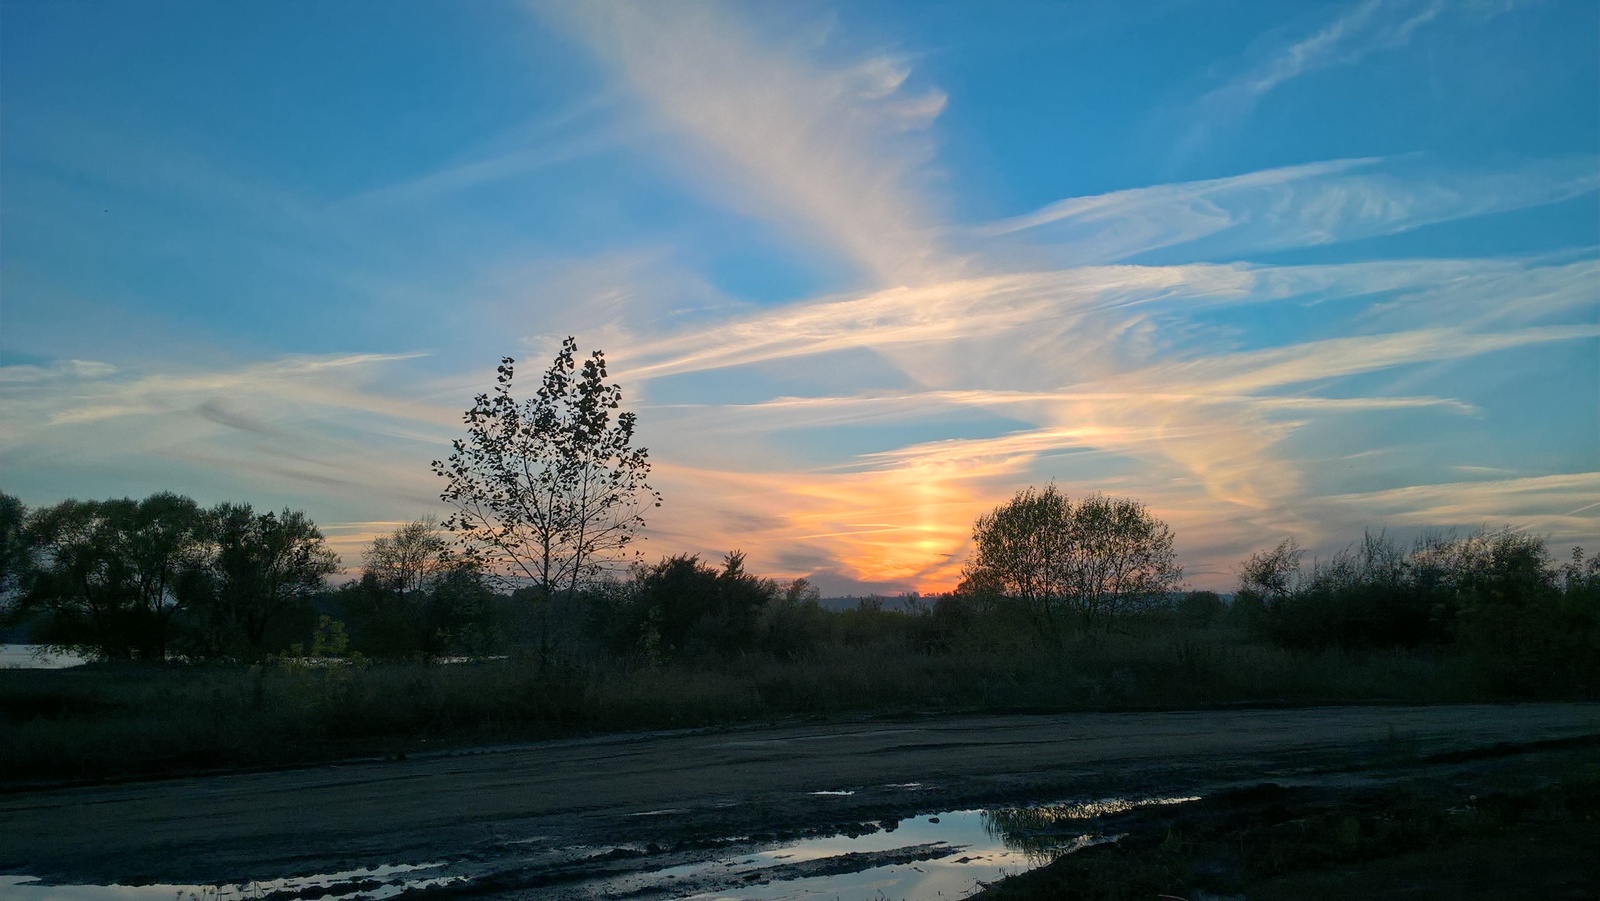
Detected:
left=1230, top=528, right=1600, bottom=688
left=2, top=334, right=1594, bottom=690
left=0, top=493, right=336, bottom=661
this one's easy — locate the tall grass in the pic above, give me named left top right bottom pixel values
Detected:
left=0, top=623, right=1544, bottom=785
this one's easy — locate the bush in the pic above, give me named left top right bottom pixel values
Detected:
left=1236, top=529, right=1600, bottom=695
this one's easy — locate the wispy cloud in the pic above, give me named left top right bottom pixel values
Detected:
left=546, top=0, right=949, bottom=285
left=347, top=96, right=630, bottom=208
left=25, top=352, right=437, bottom=428
left=7, top=2, right=1591, bottom=595
left=1130, top=324, right=1600, bottom=396
left=979, top=156, right=1599, bottom=263
left=1312, top=472, right=1600, bottom=547
left=0, top=352, right=458, bottom=558
left=1234, top=0, right=1442, bottom=101
left=615, top=264, right=1266, bottom=383
left=0, top=359, right=120, bottom=384
left=1177, top=0, right=1459, bottom=155
left=599, top=235, right=1594, bottom=588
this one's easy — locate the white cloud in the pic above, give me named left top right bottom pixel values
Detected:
left=1131, top=324, right=1600, bottom=396
left=546, top=0, right=949, bottom=285
left=8, top=3, right=1592, bottom=593
left=979, top=156, right=1599, bottom=263
left=0, top=352, right=455, bottom=519
left=1310, top=472, right=1600, bottom=550
left=1176, top=0, right=1494, bottom=155
left=0, top=359, right=119, bottom=384
left=346, top=96, right=631, bottom=207
left=1235, top=0, right=1441, bottom=100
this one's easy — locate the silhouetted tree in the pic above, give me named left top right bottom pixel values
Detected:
left=19, top=494, right=210, bottom=660
left=781, top=577, right=821, bottom=607
left=1444, top=529, right=1560, bottom=680
left=188, top=503, right=338, bottom=660
left=364, top=517, right=453, bottom=598
left=425, top=564, right=502, bottom=655
left=433, top=339, right=659, bottom=600
left=1232, top=537, right=1300, bottom=635
left=0, top=493, right=30, bottom=606
left=963, top=484, right=1073, bottom=635
left=347, top=518, right=499, bottom=659
left=1279, top=530, right=1437, bottom=649
left=1065, top=493, right=1183, bottom=630
left=760, top=577, right=828, bottom=660
left=965, top=486, right=1182, bottom=635
left=632, top=551, right=775, bottom=659
left=1237, top=528, right=1600, bottom=686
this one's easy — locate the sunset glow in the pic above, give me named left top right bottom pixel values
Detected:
left=2, top=1, right=1595, bottom=593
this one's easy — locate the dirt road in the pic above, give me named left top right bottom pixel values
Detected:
left=4, top=703, right=1597, bottom=891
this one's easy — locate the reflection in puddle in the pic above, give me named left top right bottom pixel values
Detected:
left=0, top=644, right=87, bottom=669
left=0, top=864, right=463, bottom=901
left=595, top=810, right=1027, bottom=900
left=590, top=795, right=1199, bottom=901
left=3, top=795, right=1200, bottom=900
left=984, top=796, right=1201, bottom=863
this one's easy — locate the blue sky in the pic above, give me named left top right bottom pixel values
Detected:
left=2, top=0, right=1595, bottom=592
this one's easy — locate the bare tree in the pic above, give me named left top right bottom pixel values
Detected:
left=1236, top=537, right=1303, bottom=607
left=433, top=338, right=660, bottom=599
left=363, top=517, right=453, bottom=599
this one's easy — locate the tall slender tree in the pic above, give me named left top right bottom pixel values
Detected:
left=433, top=337, right=660, bottom=598
left=363, top=516, right=453, bottom=599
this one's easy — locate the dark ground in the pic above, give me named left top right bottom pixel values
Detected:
left=2, top=703, right=1597, bottom=899
left=975, top=739, right=1600, bottom=900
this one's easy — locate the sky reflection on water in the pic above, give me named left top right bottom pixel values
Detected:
left=0, top=796, right=1199, bottom=900
left=601, top=796, right=1197, bottom=900
left=0, top=864, right=459, bottom=901
left=0, top=644, right=87, bottom=669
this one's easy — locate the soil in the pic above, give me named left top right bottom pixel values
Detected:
left=3, top=703, right=1597, bottom=898
left=975, top=740, right=1600, bottom=900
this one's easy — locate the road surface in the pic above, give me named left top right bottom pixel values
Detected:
left=3, top=703, right=1596, bottom=891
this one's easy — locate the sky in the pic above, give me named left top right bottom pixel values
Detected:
left=1, top=0, right=1596, bottom=594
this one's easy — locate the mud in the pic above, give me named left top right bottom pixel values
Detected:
left=3, top=703, right=1597, bottom=898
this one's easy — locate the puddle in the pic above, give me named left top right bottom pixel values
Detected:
left=0, top=644, right=88, bottom=669
left=4, top=795, right=1201, bottom=900
left=0, top=864, right=464, bottom=901
left=581, top=795, right=1198, bottom=900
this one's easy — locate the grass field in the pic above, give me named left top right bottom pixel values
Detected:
left=0, top=624, right=1565, bottom=786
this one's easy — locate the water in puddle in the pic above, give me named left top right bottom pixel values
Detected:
left=590, top=794, right=1199, bottom=900
left=2, top=795, right=1199, bottom=900
left=0, top=644, right=88, bottom=669
left=0, top=863, right=462, bottom=901
left=655, top=809, right=1083, bottom=900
